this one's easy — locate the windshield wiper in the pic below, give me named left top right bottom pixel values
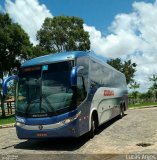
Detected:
left=41, top=94, right=56, bottom=113
left=25, top=99, right=40, bottom=115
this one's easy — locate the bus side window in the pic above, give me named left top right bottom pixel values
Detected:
left=77, top=76, right=86, bottom=105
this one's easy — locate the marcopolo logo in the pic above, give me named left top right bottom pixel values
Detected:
left=104, top=90, right=114, bottom=96
left=38, top=125, right=43, bottom=130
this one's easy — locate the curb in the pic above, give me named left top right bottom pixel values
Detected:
left=129, top=105, right=157, bottom=110
left=0, top=123, right=15, bottom=129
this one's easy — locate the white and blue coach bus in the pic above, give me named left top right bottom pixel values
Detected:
left=2, top=51, right=128, bottom=139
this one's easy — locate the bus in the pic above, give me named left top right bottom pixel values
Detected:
left=2, top=51, right=128, bottom=139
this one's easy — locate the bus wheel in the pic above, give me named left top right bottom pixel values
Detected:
left=88, top=116, right=96, bottom=138
left=118, top=105, right=124, bottom=119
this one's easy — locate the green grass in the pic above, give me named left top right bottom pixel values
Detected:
left=129, top=102, right=157, bottom=108
left=0, top=115, right=15, bottom=125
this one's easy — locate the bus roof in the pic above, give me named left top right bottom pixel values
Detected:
left=21, top=50, right=124, bottom=76
left=22, top=51, right=88, bottom=67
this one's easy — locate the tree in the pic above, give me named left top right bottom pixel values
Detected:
left=138, top=92, right=147, bottom=102
left=129, top=81, right=140, bottom=91
left=146, top=90, right=154, bottom=101
left=0, top=13, right=33, bottom=117
left=107, top=58, right=136, bottom=84
left=31, top=45, right=49, bottom=58
left=37, top=16, right=90, bottom=53
left=129, top=81, right=140, bottom=104
left=149, top=74, right=157, bottom=101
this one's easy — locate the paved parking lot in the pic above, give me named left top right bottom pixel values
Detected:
left=0, top=107, right=157, bottom=159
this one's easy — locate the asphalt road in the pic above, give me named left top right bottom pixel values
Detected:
left=0, top=107, right=157, bottom=159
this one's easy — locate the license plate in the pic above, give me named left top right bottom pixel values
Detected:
left=37, top=133, right=47, bottom=137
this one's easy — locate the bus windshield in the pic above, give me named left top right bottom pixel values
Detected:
left=16, top=61, right=75, bottom=118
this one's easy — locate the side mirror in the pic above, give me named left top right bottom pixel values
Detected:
left=2, top=75, right=18, bottom=95
left=70, top=66, right=84, bottom=86
left=0, top=78, right=2, bottom=85
left=70, top=67, right=77, bottom=87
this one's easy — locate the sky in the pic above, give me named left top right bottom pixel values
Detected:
left=0, top=0, right=157, bottom=92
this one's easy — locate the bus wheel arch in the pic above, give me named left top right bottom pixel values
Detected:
left=92, top=110, right=99, bottom=128
left=88, top=110, right=99, bottom=138
left=123, top=102, right=126, bottom=111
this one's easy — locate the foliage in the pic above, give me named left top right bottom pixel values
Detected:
left=107, top=58, right=136, bottom=84
left=0, top=13, right=33, bottom=76
left=129, top=81, right=140, bottom=104
left=0, top=115, right=15, bottom=125
left=149, top=74, right=157, bottom=89
left=129, top=81, right=140, bottom=91
left=128, top=101, right=157, bottom=108
left=0, top=13, right=33, bottom=117
left=37, top=16, right=90, bottom=53
left=146, top=90, right=154, bottom=99
left=31, top=45, right=49, bottom=58
left=129, top=89, right=155, bottom=106
left=138, top=91, right=154, bottom=100
left=6, top=81, right=16, bottom=98
left=149, top=74, right=157, bottom=101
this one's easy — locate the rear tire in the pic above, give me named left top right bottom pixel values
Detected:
left=88, top=116, right=96, bottom=138
left=118, top=105, right=124, bottom=119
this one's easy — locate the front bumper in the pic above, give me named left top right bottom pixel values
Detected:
left=15, top=109, right=81, bottom=139
left=16, top=119, right=79, bottom=139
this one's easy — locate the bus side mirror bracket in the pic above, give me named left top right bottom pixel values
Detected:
left=2, top=75, right=18, bottom=95
left=70, top=66, right=84, bottom=86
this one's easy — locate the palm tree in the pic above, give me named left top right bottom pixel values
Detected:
left=149, top=75, right=157, bottom=102
left=129, top=81, right=140, bottom=104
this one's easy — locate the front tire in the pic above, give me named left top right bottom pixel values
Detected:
left=88, top=116, right=96, bottom=138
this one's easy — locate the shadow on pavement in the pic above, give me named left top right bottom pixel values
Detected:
left=14, top=136, right=90, bottom=151
left=14, top=114, right=127, bottom=151
left=95, top=114, right=127, bottom=135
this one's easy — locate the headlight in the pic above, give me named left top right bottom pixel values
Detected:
left=16, top=116, right=26, bottom=127
left=61, top=111, right=81, bottom=125
left=16, top=122, right=25, bottom=127
left=16, top=117, right=26, bottom=123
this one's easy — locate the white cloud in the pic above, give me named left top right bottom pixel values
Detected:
left=84, top=24, right=141, bottom=58
left=84, top=1, right=157, bottom=92
left=5, top=0, right=53, bottom=44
